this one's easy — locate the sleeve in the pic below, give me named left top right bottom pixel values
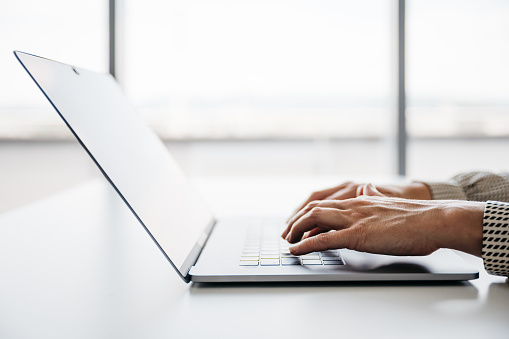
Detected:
left=424, top=172, right=509, bottom=277
left=425, top=172, right=509, bottom=202
left=482, top=201, right=509, bottom=277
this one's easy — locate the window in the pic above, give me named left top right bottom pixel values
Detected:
left=0, top=0, right=108, bottom=138
left=407, top=0, right=509, bottom=179
left=2, top=1, right=506, bottom=178
left=122, top=0, right=393, bottom=141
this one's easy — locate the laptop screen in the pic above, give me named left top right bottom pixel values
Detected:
left=15, top=51, right=215, bottom=280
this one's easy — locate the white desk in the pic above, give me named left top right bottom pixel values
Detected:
left=0, top=178, right=507, bottom=339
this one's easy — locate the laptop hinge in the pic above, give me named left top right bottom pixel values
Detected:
left=181, top=219, right=217, bottom=282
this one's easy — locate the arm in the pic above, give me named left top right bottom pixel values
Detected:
left=283, top=196, right=485, bottom=258
left=425, top=171, right=509, bottom=202
left=289, top=172, right=509, bottom=214
left=426, top=172, right=509, bottom=276
left=284, top=178, right=509, bottom=277
left=290, top=181, right=432, bottom=218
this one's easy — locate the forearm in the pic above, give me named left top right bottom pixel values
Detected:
left=436, top=199, right=509, bottom=277
left=425, top=172, right=509, bottom=202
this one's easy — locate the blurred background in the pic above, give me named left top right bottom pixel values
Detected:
left=0, top=0, right=508, bottom=212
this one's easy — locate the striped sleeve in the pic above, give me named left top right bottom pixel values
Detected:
left=482, top=201, right=509, bottom=277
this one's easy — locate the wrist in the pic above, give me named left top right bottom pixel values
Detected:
left=403, top=182, right=432, bottom=200
left=435, top=201, right=485, bottom=257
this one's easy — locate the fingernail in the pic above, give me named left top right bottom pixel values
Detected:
left=289, top=246, right=299, bottom=255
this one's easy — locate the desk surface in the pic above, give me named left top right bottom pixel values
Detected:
left=0, top=178, right=507, bottom=339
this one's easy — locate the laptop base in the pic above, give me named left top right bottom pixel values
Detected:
left=189, top=216, right=479, bottom=283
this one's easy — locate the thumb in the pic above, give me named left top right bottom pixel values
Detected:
left=289, top=231, right=350, bottom=255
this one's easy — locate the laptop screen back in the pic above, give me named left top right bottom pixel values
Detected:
left=15, top=51, right=215, bottom=280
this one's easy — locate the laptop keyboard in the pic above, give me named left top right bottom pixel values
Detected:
left=239, top=221, right=344, bottom=267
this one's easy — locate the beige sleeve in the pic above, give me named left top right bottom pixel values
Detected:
left=425, top=172, right=509, bottom=202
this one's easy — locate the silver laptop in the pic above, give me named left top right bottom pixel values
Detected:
left=15, top=51, right=478, bottom=283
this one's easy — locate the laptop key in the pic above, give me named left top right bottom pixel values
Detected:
left=242, top=252, right=259, bottom=256
left=260, top=259, right=280, bottom=266
left=240, top=255, right=260, bottom=261
left=281, top=258, right=301, bottom=265
left=321, top=256, right=343, bottom=261
left=242, top=223, right=343, bottom=268
left=301, top=260, right=322, bottom=265
left=260, top=255, right=280, bottom=259
left=300, top=255, right=320, bottom=260
left=261, top=251, right=279, bottom=255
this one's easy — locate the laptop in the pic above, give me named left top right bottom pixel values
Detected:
left=14, top=51, right=479, bottom=283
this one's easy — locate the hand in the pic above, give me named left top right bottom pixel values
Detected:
left=289, top=181, right=431, bottom=220
left=282, top=196, right=485, bottom=257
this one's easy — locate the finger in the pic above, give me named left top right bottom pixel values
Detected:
left=302, top=227, right=327, bottom=240
left=287, top=207, right=351, bottom=243
left=285, top=200, right=319, bottom=238
left=356, top=184, right=364, bottom=197
left=292, top=187, right=339, bottom=215
left=325, top=184, right=360, bottom=201
left=282, top=200, right=319, bottom=239
left=363, top=183, right=384, bottom=197
left=289, top=230, right=352, bottom=256
left=283, top=200, right=342, bottom=239
left=288, top=182, right=352, bottom=221
left=284, top=200, right=328, bottom=238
